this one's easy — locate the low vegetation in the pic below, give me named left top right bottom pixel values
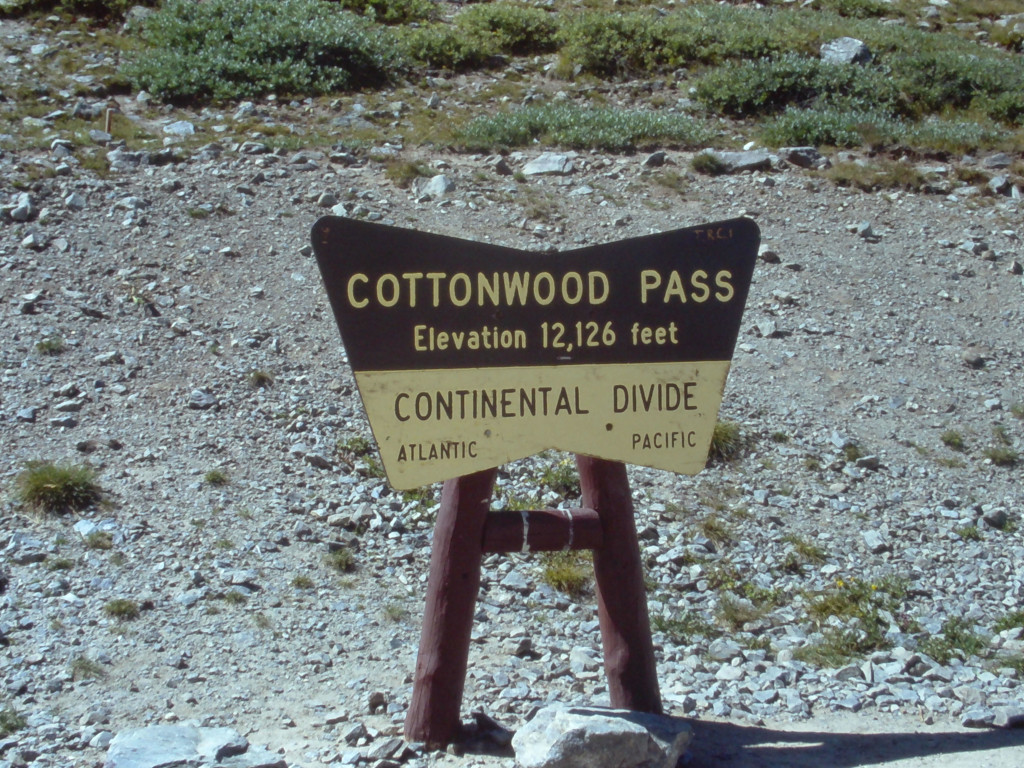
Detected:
left=459, top=105, right=711, bottom=152
left=3, top=0, right=1015, bottom=155
left=103, top=598, right=140, bottom=620
left=204, top=469, right=229, bottom=486
left=539, top=550, right=590, bottom=597
left=69, top=655, right=107, bottom=680
left=919, top=617, right=988, bottom=665
left=708, top=421, right=746, bottom=463
left=14, top=461, right=102, bottom=515
left=325, top=547, right=356, bottom=573
left=0, top=707, right=26, bottom=738
left=124, top=0, right=400, bottom=102
left=796, top=576, right=910, bottom=666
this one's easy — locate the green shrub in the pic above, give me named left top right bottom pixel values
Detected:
left=459, top=104, right=710, bottom=152
left=797, top=576, right=908, bottom=665
left=984, top=446, right=1019, bottom=467
left=696, top=55, right=901, bottom=118
left=384, top=160, right=432, bottom=189
left=330, top=0, right=434, bottom=25
left=812, top=0, right=892, bottom=18
left=889, top=49, right=1024, bottom=122
left=248, top=370, right=274, bottom=389
left=15, top=461, right=101, bottom=514
left=716, top=593, right=763, bottom=630
left=994, top=610, right=1024, bottom=633
left=782, top=534, right=827, bottom=565
left=555, top=11, right=673, bottom=78
left=126, top=0, right=401, bottom=102
left=457, top=3, right=557, bottom=56
left=398, top=24, right=494, bottom=70
left=760, top=106, right=900, bottom=148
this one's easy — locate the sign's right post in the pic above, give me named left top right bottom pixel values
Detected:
left=578, top=455, right=662, bottom=714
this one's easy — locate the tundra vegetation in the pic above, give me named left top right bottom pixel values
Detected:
left=1, top=0, right=1023, bottom=157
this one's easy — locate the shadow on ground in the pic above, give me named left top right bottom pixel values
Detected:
left=686, top=719, right=1024, bottom=767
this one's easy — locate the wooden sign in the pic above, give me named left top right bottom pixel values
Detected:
left=312, top=217, right=758, bottom=490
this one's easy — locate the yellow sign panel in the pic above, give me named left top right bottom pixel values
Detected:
left=311, top=216, right=759, bottom=489
left=357, top=361, right=731, bottom=489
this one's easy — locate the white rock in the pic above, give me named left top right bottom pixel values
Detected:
left=512, top=705, right=691, bottom=768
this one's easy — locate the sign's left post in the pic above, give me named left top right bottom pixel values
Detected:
left=403, top=468, right=497, bottom=746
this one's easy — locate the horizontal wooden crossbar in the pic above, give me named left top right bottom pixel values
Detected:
left=481, top=507, right=602, bottom=553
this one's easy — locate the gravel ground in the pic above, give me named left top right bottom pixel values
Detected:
left=2, top=13, right=1024, bottom=768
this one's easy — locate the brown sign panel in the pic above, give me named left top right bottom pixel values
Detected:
left=312, top=217, right=758, bottom=489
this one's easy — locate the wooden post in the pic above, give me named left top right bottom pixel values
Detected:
left=404, top=468, right=496, bottom=746
left=577, top=455, right=662, bottom=714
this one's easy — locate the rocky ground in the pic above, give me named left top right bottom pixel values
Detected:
left=2, top=10, right=1024, bottom=768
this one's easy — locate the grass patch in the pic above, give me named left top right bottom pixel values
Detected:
left=941, top=430, right=966, bottom=451
left=204, top=469, right=229, bottom=486
left=14, top=461, right=101, bottom=515
left=540, top=458, right=580, bottom=499
left=716, top=593, right=764, bottom=631
left=993, top=610, right=1024, bottom=633
left=984, top=446, right=1019, bottom=467
left=384, top=159, right=432, bottom=188
left=222, top=590, right=247, bottom=605
left=697, top=515, right=733, bottom=547
left=46, top=556, right=75, bottom=571
left=458, top=104, right=710, bottom=152
left=796, top=575, right=908, bottom=665
left=35, top=337, right=66, bottom=355
left=338, top=435, right=375, bottom=458
left=0, top=707, right=26, bottom=738
left=783, top=534, right=827, bottom=565
left=325, top=547, right=356, bottom=573
left=103, top=598, right=140, bottom=620
left=84, top=531, right=113, bottom=550
left=248, top=370, right=274, bottom=389
left=652, top=609, right=718, bottom=643
left=689, top=152, right=729, bottom=176
left=384, top=601, right=409, bottom=622
left=291, top=575, right=315, bottom=589
left=955, top=525, right=982, bottom=541
left=70, top=656, right=107, bottom=681
left=821, top=159, right=927, bottom=192
left=539, top=551, right=591, bottom=597
left=919, top=617, right=988, bottom=665
left=708, top=421, right=745, bottom=463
